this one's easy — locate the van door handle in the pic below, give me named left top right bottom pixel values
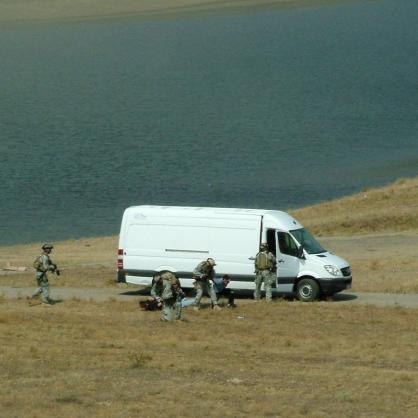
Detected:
left=278, top=259, right=285, bottom=263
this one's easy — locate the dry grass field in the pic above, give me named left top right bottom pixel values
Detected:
left=1, top=297, right=417, bottom=418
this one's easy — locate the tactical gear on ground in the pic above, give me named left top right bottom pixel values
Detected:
left=139, top=299, right=161, bottom=311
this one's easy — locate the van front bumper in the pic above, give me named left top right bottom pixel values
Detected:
left=317, top=277, right=352, bottom=295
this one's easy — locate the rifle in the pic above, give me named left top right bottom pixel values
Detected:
left=52, top=264, right=61, bottom=276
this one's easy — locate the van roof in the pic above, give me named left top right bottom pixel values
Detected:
left=126, top=205, right=272, bottom=217
left=124, top=205, right=303, bottom=230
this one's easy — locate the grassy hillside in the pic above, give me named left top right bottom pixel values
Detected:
left=291, top=177, right=418, bottom=236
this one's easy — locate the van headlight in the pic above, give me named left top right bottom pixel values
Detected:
left=324, top=265, right=341, bottom=277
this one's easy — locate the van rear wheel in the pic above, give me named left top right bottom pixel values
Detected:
left=296, top=278, right=319, bottom=302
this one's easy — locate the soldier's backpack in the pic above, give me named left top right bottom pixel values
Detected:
left=33, top=256, right=42, bottom=271
left=161, top=271, right=180, bottom=286
left=255, top=252, right=272, bottom=270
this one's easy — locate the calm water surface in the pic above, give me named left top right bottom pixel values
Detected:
left=0, top=0, right=417, bottom=245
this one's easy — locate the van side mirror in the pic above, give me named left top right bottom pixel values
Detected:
left=297, top=246, right=305, bottom=259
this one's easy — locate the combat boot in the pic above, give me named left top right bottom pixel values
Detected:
left=27, top=296, right=41, bottom=306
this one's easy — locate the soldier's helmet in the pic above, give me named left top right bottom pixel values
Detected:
left=42, top=243, right=54, bottom=250
left=152, top=272, right=162, bottom=283
left=260, top=242, right=268, bottom=251
left=207, top=258, right=216, bottom=266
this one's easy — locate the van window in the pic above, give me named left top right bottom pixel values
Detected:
left=290, top=228, right=326, bottom=254
left=277, top=232, right=299, bottom=257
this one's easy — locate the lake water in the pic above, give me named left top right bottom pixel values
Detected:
left=0, top=0, right=417, bottom=245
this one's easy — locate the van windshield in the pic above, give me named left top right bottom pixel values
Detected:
left=290, top=228, right=326, bottom=254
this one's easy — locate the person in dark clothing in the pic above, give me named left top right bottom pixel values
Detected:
left=212, top=274, right=236, bottom=308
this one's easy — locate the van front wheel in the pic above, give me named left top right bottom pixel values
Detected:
left=296, top=278, right=319, bottom=302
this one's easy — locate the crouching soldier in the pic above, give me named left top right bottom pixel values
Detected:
left=193, top=258, right=220, bottom=310
left=30, top=243, right=60, bottom=305
left=151, top=271, right=184, bottom=321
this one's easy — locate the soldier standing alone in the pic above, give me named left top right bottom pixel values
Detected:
left=254, top=243, right=276, bottom=302
left=30, top=243, right=60, bottom=305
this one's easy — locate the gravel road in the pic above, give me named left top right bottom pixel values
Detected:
left=1, top=286, right=417, bottom=309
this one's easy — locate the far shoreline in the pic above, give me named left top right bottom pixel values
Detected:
left=0, top=0, right=362, bottom=25
left=1, top=176, right=417, bottom=248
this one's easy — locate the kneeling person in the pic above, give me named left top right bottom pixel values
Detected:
left=213, top=274, right=236, bottom=307
left=151, top=271, right=184, bottom=321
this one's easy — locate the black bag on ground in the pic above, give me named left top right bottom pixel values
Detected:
left=139, top=299, right=161, bottom=311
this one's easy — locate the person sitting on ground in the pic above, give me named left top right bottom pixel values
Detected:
left=212, top=274, right=236, bottom=307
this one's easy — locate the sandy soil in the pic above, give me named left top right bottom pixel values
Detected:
left=321, top=232, right=418, bottom=293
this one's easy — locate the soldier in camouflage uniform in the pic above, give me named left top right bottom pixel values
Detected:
left=193, top=258, right=220, bottom=310
left=254, top=243, right=276, bottom=302
left=150, top=272, right=164, bottom=309
left=31, top=243, right=60, bottom=305
left=151, top=271, right=184, bottom=321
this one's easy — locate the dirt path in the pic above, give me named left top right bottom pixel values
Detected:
left=1, top=286, right=418, bottom=309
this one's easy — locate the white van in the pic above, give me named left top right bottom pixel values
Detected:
left=117, top=206, right=352, bottom=301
